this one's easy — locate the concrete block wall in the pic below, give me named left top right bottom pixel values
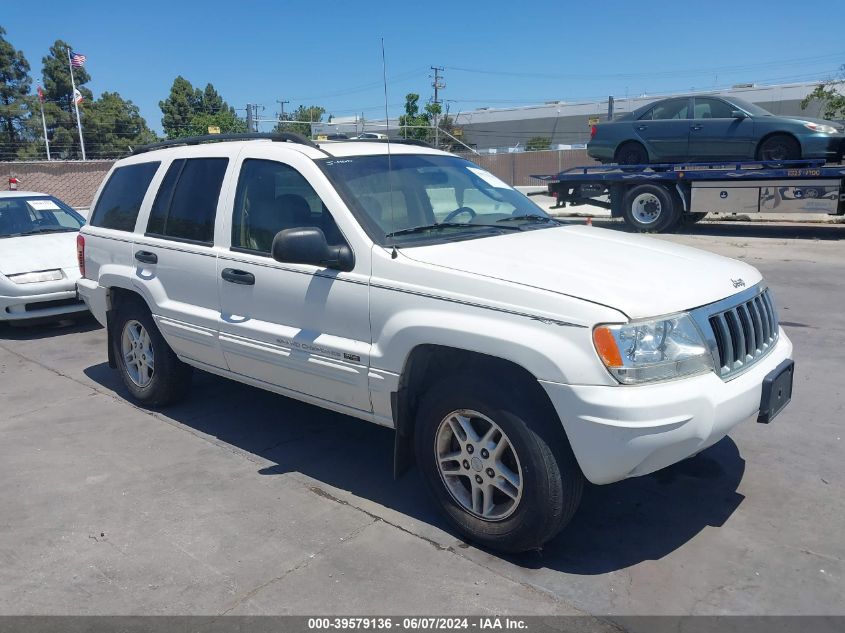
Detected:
left=1, top=160, right=115, bottom=209
left=1, top=150, right=596, bottom=209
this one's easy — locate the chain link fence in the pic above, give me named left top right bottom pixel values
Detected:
left=455, top=149, right=596, bottom=186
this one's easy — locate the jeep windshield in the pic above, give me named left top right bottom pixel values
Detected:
left=319, top=154, right=557, bottom=246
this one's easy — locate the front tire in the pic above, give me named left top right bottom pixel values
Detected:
left=414, top=376, right=583, bottom=553
left=757, top=134, right=800, bottom=162
left=111, top=298, right=192, bottom=407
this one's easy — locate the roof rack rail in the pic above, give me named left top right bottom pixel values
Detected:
left=131, top=132, right=320, bottom=155
left=325, top=137, right=434, bottom=149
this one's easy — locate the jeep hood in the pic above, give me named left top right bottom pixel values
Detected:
left=399, top=226, right=762, bottom=319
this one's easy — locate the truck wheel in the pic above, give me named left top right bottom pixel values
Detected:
left=622, top=184, right=679, bottom=232
left=111, top=298, right=192, bottom=407
left=414, top=376, right=583, bottom=553
left=614, top=141, right=648, bottom=166
left=757, top=134, right=800, bottom=162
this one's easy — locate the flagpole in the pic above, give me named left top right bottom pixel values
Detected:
left=66, top=47, right=86, bottom=160
left=37, top=85, right=51, bottom=161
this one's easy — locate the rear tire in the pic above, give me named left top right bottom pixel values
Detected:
left=622, top=184, right=680, bottom=232
left=614, top=142, right=649, bottom=168
left=756, top=134, right=800, bottom=162
left=414, top=375, right=583, bottom=553
left=111, top=297, right=192, bottom=407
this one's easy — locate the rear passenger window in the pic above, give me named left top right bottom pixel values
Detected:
left=146, top=158, right=228, bottom=244
left=90, top=162, right=160, bottom=231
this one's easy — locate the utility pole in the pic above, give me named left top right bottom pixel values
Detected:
left=431, top=66, right=445, bottom=149
left=246, top=103, right=254, bottom=133
left=276, top=99, right=290, bottom=129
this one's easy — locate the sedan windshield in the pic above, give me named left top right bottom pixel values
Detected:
left=320, top=154, right=555, bottom=246
left=0, top=196, right=85, bottom=238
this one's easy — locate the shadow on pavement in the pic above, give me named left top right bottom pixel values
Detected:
left=562, top=217, right=845, bottom=241
left=0, top=313, right=101, bottom=341
left=83, top=361, right=746, bottom=572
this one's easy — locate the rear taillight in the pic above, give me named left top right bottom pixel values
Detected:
left=76, top=233, right=85, bottom=278
left=590, top=125, right=598, bottom=139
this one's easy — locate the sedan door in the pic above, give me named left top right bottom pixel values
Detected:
left=688, top=97, right=756, bottom=160
left=631, top=98, right=692, bottom=161
left=215, top=152, right=372, bottom=413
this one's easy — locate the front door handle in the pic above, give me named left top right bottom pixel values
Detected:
left=221, top=268, right=255, bottom=285
left=690, top=125, right=704, bottom=131
left=135, top=250, right=158, bottom=264
left=635, top=125, right=648, bottom=131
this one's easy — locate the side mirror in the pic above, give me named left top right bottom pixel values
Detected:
left=731, top=110, right=748, bottom=119
left=271, top=227, right=354, bottom=272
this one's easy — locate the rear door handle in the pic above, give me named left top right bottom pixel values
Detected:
left=135, top=251, right=158, bottom=264
left=690, top=125, right=704, bottom=131
left=221, top=268, right=255, bottom=285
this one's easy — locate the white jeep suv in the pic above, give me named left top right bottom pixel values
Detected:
left=77, top=133, right=794, bottom=552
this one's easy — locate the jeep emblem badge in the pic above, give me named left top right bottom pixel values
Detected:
left=731, top=278, right=746, bottom=288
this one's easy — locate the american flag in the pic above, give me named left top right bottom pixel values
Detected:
left=70, top=51, right=86, bottom=68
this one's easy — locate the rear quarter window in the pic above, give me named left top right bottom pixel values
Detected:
left=90, top=162, right=160, bottom=231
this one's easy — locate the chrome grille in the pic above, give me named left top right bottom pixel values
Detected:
left=708, top=289, right=778, bottom=379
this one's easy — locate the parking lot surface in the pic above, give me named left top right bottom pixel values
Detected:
left=1, top=222, right=843, bottom=624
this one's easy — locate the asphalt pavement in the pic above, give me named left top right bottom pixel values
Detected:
left=0, top=222, right=842, bottom=626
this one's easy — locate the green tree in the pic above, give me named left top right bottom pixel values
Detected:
left=526, top=136, right=552, bottom=151
left=0, top=27, right=34, bottom=160
left=85, top=92, right=157, bottom=158
left=184, top=110, right=247, bottom=137
left=160, top=77, right=237, bottom=138
left=274, top=105, right=325, bottom=137
left=160, top=76, right=201, bottom=138
left=398, top=93, right=431, bottom=141
left=801, top=66, right=845, bottom=119
left=41, top=39, right=92, bottom=159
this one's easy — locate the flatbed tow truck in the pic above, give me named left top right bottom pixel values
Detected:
left=532, top=159, right=845, bottom=232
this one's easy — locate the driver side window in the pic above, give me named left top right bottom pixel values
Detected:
left=231, top=159, right=345, bottom=254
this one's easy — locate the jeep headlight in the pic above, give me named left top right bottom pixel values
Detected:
left=593, top=313, right=713, bottom=384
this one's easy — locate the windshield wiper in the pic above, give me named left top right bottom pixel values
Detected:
left=496, top=214, right=562, bottom=225
left=385, top=222, right=517, bottom=238
left=24, top=227, right=78, bottom=235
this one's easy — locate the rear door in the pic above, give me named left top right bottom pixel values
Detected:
left=215, top=148, right=372, bottom=413
left=131, top=152, right=235, bottom=370
left=688, top=97, right=756, bottom=160
left=632, top=98, right=692, bottom=161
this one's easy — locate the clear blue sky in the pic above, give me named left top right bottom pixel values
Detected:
left=4, top=0, right=845, bottom=134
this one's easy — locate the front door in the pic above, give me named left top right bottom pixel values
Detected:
left=688, top=97, right=756, bottom=160
left=216, top=153, right=372, bottom=413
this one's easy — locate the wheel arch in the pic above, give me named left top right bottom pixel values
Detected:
left=614, top=139, right=651, bottom=160
left=755, top=131, right=801, bottom=159
left=104, top=284, right=152, bottom=368
left=392, top=345, right=563, bottom=479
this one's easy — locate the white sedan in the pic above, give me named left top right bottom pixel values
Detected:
left=0, top=191, right=88, bottom=323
